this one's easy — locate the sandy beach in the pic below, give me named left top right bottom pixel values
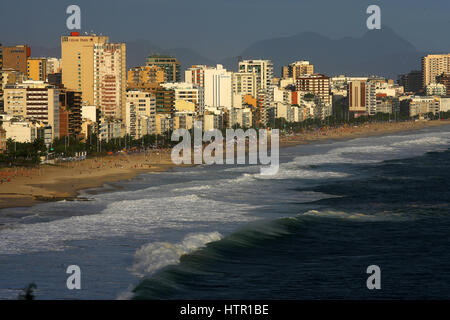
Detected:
left=0, top=120, right=449, bottom=210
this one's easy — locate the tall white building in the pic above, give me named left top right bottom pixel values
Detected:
left=203, top=64, right=233, bottom=110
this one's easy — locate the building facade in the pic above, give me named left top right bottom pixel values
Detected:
left=2, top=45, right=30, bottom=74
left=422, top=54, right=450, bottom=89
left=27, top=58, right=47, bottom=81
left=3, top=81, right=60, bottom=139
left=146, top=55, right=180, bottom=83
left=93, top=42, right=127, bottom=120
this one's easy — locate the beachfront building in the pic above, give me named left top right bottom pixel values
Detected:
left=422, top=54, right=450, bottom=89
left=295, top=74, right=331, bottom=106
left=0, top=115, right=38, bottom=143
left=155, top=114, right=174, bottom=134
left=61, top=33, right=109, bottom=106
left=408, top=96, right=440, bottom=117
left=439, top=96, right=450, bottom=112
left=62, top=33, right=126, bottom=122
left=125, top=90, right=157, bottom=138
left=348, top=80, right=367, bottom=116
left=93, top=42, right=127, bottom=120
left=59, top=90, right=82, bottom=138
left=99, top=117, right=122, bottom=141
left=3, top=80, right=60, bottom=140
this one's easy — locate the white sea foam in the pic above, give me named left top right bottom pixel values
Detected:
left=302, top=209, right=410, bottom=221
left=255, top=168, right=350, bottom=180
left=0, top=195, right=255, bottom=255
left=391, top=136, right=449, bottom=147
left=129, top=231, right=222, bottom=277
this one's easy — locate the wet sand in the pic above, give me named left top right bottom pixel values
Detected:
left=0, top=120, right=449, bottom=210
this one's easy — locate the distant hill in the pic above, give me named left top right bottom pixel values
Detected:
left=220, top=26, right=425, bottom=79
left=26, top=26, right=427, bottom=79
left=125, top=40, right=216, bottom=73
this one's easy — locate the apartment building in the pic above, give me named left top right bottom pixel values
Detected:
left=146, top=55, right=180, bottom=83
left=422, top=54, right=450, bottom=88
left=3, top=80, right=60, bottom=139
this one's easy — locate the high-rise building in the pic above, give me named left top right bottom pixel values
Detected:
left=295, top=74, right=331, bottom=105
left=146, top=55, right=180, bottom=83
left=422, top=54, right=450, bottom=89
left=59, top=90, right=82, bottom=138
left=93, top=42, right=127, bottom=120
left=27, top=58, right=47, bottom=81
left=282, top=61, right=314, bottom=80
left=204, top=64, right=233, bottom=110
left=2, top=45, right=30, bottom=74
left=185, top=65, right=209, bottom=87
left=238, top=60, right=274, bottom=126
left=238, top=60, right=273, bottom=91
left=125, top=90, right=156, bottom=138
left=127, top=65, right=165, bottom=88
left=398, top=70, right=422, bottom=94
left=232, top=72, right=258, bottom=98
left=348, top=81, right=366, bottom=115
left=61, top=33, right=126, bottom=121
left=61, top=33, right=109, bottom=105
left=3, top=81, right=60, bottom=139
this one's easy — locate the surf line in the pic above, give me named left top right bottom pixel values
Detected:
left=171, top=120, right=279, bottom=175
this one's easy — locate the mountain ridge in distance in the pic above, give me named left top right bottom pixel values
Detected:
left=25, top=26, right=436, bottom=79
left=220, top=26, right=425, bottom=78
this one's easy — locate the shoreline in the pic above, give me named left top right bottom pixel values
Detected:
left=1, top=120, right=449, bottom=210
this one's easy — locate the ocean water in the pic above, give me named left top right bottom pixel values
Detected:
left=1, top=124, right=450, bottom=300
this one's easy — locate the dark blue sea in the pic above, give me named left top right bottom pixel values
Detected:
left=1, top=124, right=450, bottom=299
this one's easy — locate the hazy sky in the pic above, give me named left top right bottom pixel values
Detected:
left=1, top=0, right=449, bottom=59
